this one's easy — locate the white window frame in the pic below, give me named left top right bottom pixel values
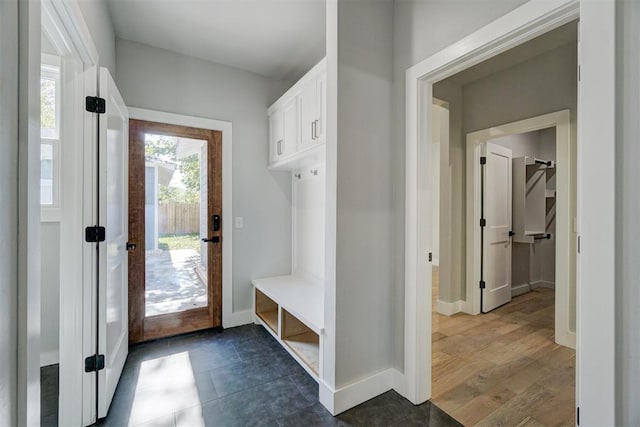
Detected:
left=41, top=53, right=61, bottom=222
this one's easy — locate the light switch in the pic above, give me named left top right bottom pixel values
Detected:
left=235, top=217, right=244, bottom=229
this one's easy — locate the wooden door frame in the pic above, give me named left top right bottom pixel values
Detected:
left=128, top=119, right=223, bottom=343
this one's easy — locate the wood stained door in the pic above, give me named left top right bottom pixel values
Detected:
left=128, top=119, right=222, bottom=344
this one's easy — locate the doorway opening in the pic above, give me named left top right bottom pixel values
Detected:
left=427, top=21, right=577, bottom=425
left=129, top=120, right=223, bottom=344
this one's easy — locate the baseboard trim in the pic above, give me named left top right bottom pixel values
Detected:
left=40, top=350, right=59, bottom=367
left=319, top=368, right=400, bottom=415
left=432, top=258, right=439, bottom=266
left=223, top=309, right=253, bottom=329
left=511, top=283, right=531, bottom=297
left=436, top=299, right=463, bottom=316
left=531, top=280, right=555, bottom=290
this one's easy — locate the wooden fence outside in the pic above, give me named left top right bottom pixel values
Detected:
left=158, top=203, right=200, bottom=235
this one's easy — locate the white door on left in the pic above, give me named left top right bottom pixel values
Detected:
left=481, top=141, right=513, bottom=312
left=97, top=67, right=129, bottom=417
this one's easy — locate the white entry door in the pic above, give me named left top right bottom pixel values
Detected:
left=481, top=142, right=512, bottom=312
left=98, top=67, right=129, bottom=417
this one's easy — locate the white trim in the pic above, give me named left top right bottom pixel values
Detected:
left=224, top=309, right=253, bottom=329
left=530, top=280, right=555, bottom=290
left=40, top=350, right=59, bottom=367
left=402, top=2, right=615, bottom=424
left=40, top=0, right=100, bottom=425
left=319, top=368, right=400, bottom=416
left=435, top=300, right=463, bottom=316
left=576, top=2, right=616, bottom=423
left=431, top=258, right=439, bottom=266
left=511, top=284, right=531, bottom=298
left=464, top=110, right=574, bottom=351
left=127, top=108, right=236, bottom=328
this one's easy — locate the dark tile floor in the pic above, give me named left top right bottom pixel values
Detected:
left=43, top=324, right=461, bottom=426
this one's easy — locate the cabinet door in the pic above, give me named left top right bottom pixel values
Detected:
left=269, top=109, right=284, bottom=163
left=281, top=97, right=298, bottom=158
left=316, top=72, right=326, bottom=144
left=298, top=78, right=318, bottom=151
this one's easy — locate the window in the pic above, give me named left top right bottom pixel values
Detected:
left=40, top=56, right=61, bottom=212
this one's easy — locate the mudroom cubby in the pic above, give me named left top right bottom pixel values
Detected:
left=252, top=275, right=323, bottom=379
left=254, top=288, right=279, bottom=335
left=254, top=57, right=327, bottom=382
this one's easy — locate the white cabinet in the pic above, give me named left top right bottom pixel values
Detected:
left=299, top=73, right=326, bottom=151
left=269, top=97, right=298, bottom=163
left=268, top=58, right=326, bottom=170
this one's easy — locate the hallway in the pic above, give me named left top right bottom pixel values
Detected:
left=432, top=268, right=576, bottom=426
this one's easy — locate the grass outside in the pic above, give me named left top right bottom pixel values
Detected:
left=158, top=233, right=200, bottom=252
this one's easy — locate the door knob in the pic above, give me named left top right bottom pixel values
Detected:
left=202, top=236, right=220, bottom=243
left=126, top=242, right=136, bottom=251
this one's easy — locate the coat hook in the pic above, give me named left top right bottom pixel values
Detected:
left=310, top=169, right=318, bottom=176
left=294, top=173, right=302, bottom=179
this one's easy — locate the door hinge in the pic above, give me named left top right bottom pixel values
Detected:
left=480, top=156, right=487, bottom=165
left=480, top=218, right=486, bottom=227
left=85, top=96, right=106, bottom=114
left=479, top=280, right=486, bottom=289
left=84, top=354, right=105, bottom=373
left=85, top=226, right=106, bottom=243
left=428, top=252, right=432, bottom=262
left=577, top=235, right=581, bottom=254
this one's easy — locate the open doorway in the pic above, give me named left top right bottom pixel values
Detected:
left=427, top=21, right=577, bottom=425
left=128, top=120, right=223, bottom=343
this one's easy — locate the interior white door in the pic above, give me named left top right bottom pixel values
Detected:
left=481, top=141, right=512, bottom=312
left=97, top=67, right=129, bottom=417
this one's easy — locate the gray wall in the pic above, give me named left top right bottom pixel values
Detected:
left=392, top=0, right=529, bottom=369
left=615, top=1, right=640, bottom=424
left=334, top=0, right=394, bottom=387
left=77, top=0, right=116, bottom=75
left=0, top=0, right=19, bottom=423
left=116, top=39, right=292, bottom=313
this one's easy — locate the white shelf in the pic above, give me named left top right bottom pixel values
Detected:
left=268, top=144, right=325, bottom=171
left=252, top=275, right=324, bottom=334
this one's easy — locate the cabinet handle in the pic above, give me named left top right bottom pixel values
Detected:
left=277, top=140, right=283, bottom=155
left=315, top=119, right=320, bottom=139
left=311, top=122, right=315, bottom=140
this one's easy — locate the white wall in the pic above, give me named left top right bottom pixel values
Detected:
left=0, top=0, right=19, bottom=423
left=77, top=0, right=116, bottom=75
left=116, top=39, right=292, bottom=314
left=40, top=223, right=60, bottom=366
left=333, top=0, right=394, bottom=388
left=292, top=165, right=325, bottom=285
left=615, top=1, right=640, bottom=424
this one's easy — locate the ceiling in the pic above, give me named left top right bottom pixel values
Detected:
left=106, top=0, right=326, bottom=82
left=441, top=21, right=578, bottom=87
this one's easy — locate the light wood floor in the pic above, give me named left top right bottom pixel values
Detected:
left=431, top=267, right=575, bottom=426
